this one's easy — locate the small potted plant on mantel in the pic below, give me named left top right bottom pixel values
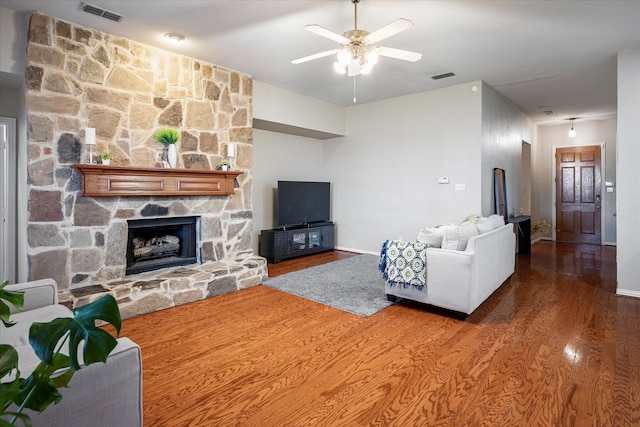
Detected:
left=217, top=160, right=232, bottom=171
left=100, top=153, right=114, bottom=165
left=154, top=128, right=179, bottom=168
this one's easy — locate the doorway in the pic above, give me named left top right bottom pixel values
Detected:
left=555, top=145, right=602, bottom=244
left=0, top=117, right=16, bottom=282
left=521, top=141, right=531, bottom=215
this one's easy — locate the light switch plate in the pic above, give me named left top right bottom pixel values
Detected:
left=455, top=183, right=465, bottom=191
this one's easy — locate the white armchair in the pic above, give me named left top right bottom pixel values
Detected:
left=1, top=279, right=143, bottom=427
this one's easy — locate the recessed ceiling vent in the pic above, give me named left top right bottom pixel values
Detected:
left=80, top=2, right=125, bottom=22
left=431, top=72, right=456, bottom=80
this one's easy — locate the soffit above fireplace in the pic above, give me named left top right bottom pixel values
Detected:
left=74, top=164, right=242, bottom=197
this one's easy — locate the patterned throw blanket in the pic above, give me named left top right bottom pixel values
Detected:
left=378, top=240, right=428, bottom=290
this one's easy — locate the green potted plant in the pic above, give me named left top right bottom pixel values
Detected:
left=99, top=153, right=114, bottom=165
left=0, top=280, right=121, bottom=425
left=217, top=160, right=232, bottom=171
left=154, top=129, right=179, bottom=168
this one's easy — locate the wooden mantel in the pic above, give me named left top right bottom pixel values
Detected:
left=73, top=164, right=242, bottom=197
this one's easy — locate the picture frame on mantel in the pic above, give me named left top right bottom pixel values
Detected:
left=494, top=168, right=508, bottom=220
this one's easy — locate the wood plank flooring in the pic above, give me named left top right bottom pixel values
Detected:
left=121, top=242, right=639, bottom=426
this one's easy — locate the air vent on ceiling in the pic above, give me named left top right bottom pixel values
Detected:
left=431, top=72, right=456, bottom=80
left=80, top=2, right=125, bottom=22
left=537, top=105, right=554, bottom=115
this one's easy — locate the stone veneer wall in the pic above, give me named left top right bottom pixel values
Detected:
left=24, top=13, right=266, bottom=318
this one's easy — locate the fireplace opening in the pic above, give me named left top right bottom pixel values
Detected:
left=126, top=216, right=199, bottom=275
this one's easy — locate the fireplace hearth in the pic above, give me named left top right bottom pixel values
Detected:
left=126, top=216, right=199, bottom=275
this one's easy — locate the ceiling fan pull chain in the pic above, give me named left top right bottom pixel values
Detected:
left=353, top=76, right=357, bottom=103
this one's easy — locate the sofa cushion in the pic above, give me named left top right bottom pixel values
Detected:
left=1, top=304, right=73, bottom=376
left=416, top=223, right=452, bottom=248
left=441, top=222, right=479, bottom=251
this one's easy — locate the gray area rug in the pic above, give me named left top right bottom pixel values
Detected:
left=262, top=254, right=394, bottom=317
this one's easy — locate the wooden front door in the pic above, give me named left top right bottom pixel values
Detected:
left=555, top=146, right=601, bottom=244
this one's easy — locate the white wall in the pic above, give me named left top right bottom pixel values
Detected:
left=535, top=119, right=618, bottom=244
left=481, top=82, right=535, bottom=217
left=322, top=82, right=483, bottom=254
left=253, top=81, right=346, bottom=138
left=0, top=6, right=26, bottom=75
left=616, top=49, right=640, bottom=296
left=252, top=129, right=325, bottom=253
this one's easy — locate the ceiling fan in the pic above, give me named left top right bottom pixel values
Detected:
left=292, top=0, right=422, bottom=77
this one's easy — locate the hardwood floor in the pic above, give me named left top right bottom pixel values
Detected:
left=121, top=242, right=639, bottom=426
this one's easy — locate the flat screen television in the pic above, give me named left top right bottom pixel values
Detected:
left=276, top=181, right=331, bottom=228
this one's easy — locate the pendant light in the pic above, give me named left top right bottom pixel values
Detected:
left=568, top=118, right=577, bottom=138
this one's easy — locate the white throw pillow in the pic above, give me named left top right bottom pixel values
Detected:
left=476, top=217, right=496, bottom=234
left=441, top=222, right=479, bottom=251
left=461, top=214, right=482, bottom=224
left=416, top=224, right=452, bottom=248
left=488, top=214, right=506, bottom=229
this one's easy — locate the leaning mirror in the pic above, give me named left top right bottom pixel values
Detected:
left=494, top=168, right=508, bottom=220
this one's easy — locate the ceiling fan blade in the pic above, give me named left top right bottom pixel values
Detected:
left=365, top=18, right=414, bottom=44
left=304, top=24, right=349, bottom=44
left=292, top=49, right=340, bottom=64
left=376, top=46, right=422, bottom=62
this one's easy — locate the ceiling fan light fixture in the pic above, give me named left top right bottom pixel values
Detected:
left=337, top=48, right=352, bottom=66
left=334, top=62, right=347, bottom=74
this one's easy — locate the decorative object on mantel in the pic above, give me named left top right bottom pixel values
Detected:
left=73, top=164, right=242, bottom=197
left=153, top=128, right=179, bottom=168
left=226, top=143, right=236, bottom=169
left=100, top=153, right=114, bottom=165
left=83, top=127, right=96, bottom=164
left=217, top=160, right=232, bottom=171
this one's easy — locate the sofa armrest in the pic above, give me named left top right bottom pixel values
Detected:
left=18, top=337, right=144, bottom=427
left=5, top=278, right=58, bottom=314
left=425, top=247, right=475, bottom=313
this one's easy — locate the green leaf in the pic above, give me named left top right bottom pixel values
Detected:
left=10, top=354, right=72, bottom=413
left=29, top=295, right=121, bottom=371
left=0, top=412, right=31, bottom=427
left=0, top=281, right=24, bottom=328
left=0, top=345, right=18, bottom=381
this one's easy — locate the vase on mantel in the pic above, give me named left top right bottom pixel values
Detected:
left=167, top=144, right=177, bottom=168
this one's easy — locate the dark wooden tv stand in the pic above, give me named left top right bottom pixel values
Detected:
left=259, top=223, right=335, bottom=263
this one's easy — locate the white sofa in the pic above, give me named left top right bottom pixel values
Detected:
left=382, top=220, right=516, bottom=317
left=1, top=279, right=143, bottom=426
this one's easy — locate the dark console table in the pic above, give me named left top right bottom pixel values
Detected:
left=259, top=223, right=335, bottom=263
left=508, top=216, right=531, bottom=254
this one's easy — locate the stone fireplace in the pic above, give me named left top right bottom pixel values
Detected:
left=23, top=13, right=267, bottom=318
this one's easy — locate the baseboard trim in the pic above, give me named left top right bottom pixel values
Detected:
left=531, top=237, right=552, bottom=244
left=617, top=289, right=640, bottom=299
left=335, top=246, right=370, bottom=256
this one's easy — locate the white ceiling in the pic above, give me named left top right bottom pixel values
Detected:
left=1, top=0, right=639, bottom=125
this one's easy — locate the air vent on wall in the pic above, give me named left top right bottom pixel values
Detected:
left=431, top=72, right=456, bottom=80
left=80, top=2, right=125, bottom=22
